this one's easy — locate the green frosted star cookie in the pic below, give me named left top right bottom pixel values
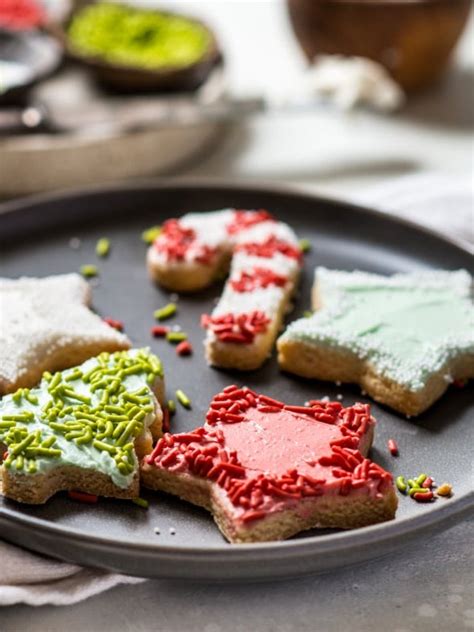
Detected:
left=277, top=268, right=474, bottom=416
left=0, top=349, right=164, bottom=503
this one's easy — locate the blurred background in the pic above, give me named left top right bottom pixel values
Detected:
left=0, top=0, right=473, bottom=239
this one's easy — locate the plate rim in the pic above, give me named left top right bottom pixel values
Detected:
left=1, top=178, right=473, bottom=570
left=0, top=176, right=472, bottom=256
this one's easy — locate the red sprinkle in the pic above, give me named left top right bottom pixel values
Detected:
left=154, top=219, right=216, bottom=264
left=230, top=267, right=288, bottom=293
left=68, top=491, right=99, bottom=504
left=176, top=340, right=193, bottom=356
left=151, top=325, right=170, bottom=337
left=3, top=451, right=8, bottom=460
left=453, top=379, right=467, bottom=388
left=413, top=491, right=434, bottom=502
left=201, top=311, right=270, bottom=344
left=422, top=476, right=434, bottom=489
left=162, top=408, right=170, bottom=433
left=226, top=210, right=274, bottom=235
left=387, top=439, right=399, bottom=456
left=103, top=317, right=124, bottom=332
left=236, top=235, right=302, bottom=262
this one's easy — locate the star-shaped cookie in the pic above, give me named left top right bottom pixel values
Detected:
left=0, top=349, right=164, bottom=503
left=0, top=274, right=130, bottom=395
left=141, top=386, right=396, bottom=543
left=277, top=268, right=474, bottom=416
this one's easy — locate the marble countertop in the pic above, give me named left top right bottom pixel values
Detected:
left=1, top=2, right=473, bottom=629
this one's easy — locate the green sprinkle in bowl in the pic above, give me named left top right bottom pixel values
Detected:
left=55, top=2, right=221, bottom=93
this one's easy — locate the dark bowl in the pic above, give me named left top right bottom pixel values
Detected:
left=52, top=6, right=222, bottom=94
left=286, top=0, right=472, bottom=93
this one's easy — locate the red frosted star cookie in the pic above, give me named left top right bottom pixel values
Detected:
left=141, top=386, right=397, bottom=543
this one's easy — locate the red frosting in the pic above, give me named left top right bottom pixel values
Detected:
left=226, top=210, right=274, bottom=235
left=230, top=267, right=288, bottom=293
left=146, top=386, right=393, bottom=525
left=236, top=235, right=303, bottom=262
left=154, top=219, right=216, bottom=264
left=201, top=311, right=271, bottom=344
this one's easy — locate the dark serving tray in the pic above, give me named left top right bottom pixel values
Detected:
left=0, top=180, right=472, bottom=580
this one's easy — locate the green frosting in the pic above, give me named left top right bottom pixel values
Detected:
left=68, top=3, right=211, bottom=70
left=0, top=349, right=163, bottom=488
left=282, top=268, right=474, bottom=391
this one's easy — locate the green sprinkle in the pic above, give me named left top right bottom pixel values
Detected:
left=25, top=447, right=62, bottom=458
left=80, top=264, right=99, bottom=278
left=25, top=391, right=39, bottom=405
left=96, top=237, right=111, bottom=257
left=48, top=372, right=62, bottom=392
left=75, top=429, right=93, bottom=445
left=299, top=238, right=311, bottom=253
left=409, top=487, right=430, bottom=497
left=166, top=331, right=187, bottom=343
left=132, top=497, right=149, bottom=509
left=416, top=473, right=428, bottom=487
left=167, top=400, right=176, bottom=415
left=15, top=455, right=24, bottom=471
left=42, top=436, right=57, bottom=448
left=154, top=303, right=177, bottom=321
left=407, top=478, right=417, bottom=489
left=93, top=439, right=117, bottom=455
left=28, top=460, right=37, bottom=473
left=396, top=476, right=407, bottom=493
left=122, top=393, right=143, bottom=405
left=303, top=310, right=313, bottom=318
left=65, top=369, right=83, bottom=382
left=176, top=389, right=191, bottom=409
left=141, top=225, right=162, bottom=244
left=0, top=421, right=16, bottom=429
left=10, top=433, right=35, bottom=457
left=12, top=389, right=23, bottom=404
left=61, top=388, right=91, bottom=405
left=65, top=431, right=85, bottom=440
left=117, top=462, right=132, bottom=475
left=2, top=412, right=34, bottom=422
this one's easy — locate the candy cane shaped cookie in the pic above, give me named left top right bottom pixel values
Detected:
left=147, top=210, right=303, bottom=370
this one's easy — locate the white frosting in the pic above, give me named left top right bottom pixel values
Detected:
left=234, top=221, right=299, bottom=246
left=0, top=274, right=129, bottom=391
left=214, top=285, right=285, bottom=318
left=231, top=252, right=300, bottom=280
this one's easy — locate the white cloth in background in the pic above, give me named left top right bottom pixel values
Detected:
left=0, top=542, right=144, bottom=606
left=0, top=172, right=471, bottom=607
left=352, top=173, right=473, bottom=249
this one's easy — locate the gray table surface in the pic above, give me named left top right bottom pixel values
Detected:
left=2, top=518, right=473, bottom=631
left=2, top=2, right=473, bottom=630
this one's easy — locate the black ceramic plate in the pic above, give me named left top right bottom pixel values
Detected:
left=0, top=180, right=472, bottom=580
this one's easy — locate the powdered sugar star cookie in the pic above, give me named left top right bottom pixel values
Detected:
left=142, top=385, right=396, bottom=543
left=147, top=209, right=303, bottom=370
left=278, top=268, right=474, bottom=416
left=0, top=274, right=130, bottom=395
left=0, top=349, right=164, bottom=504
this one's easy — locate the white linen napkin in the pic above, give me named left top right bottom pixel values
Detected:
left=0, top=172, right=471, bottom=606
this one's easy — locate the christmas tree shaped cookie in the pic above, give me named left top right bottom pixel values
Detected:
left=278, top=268, right=474, bottom=416
left=142, top=385, right=396, bottom=543
left=0, top=349, right=164, bottom=504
